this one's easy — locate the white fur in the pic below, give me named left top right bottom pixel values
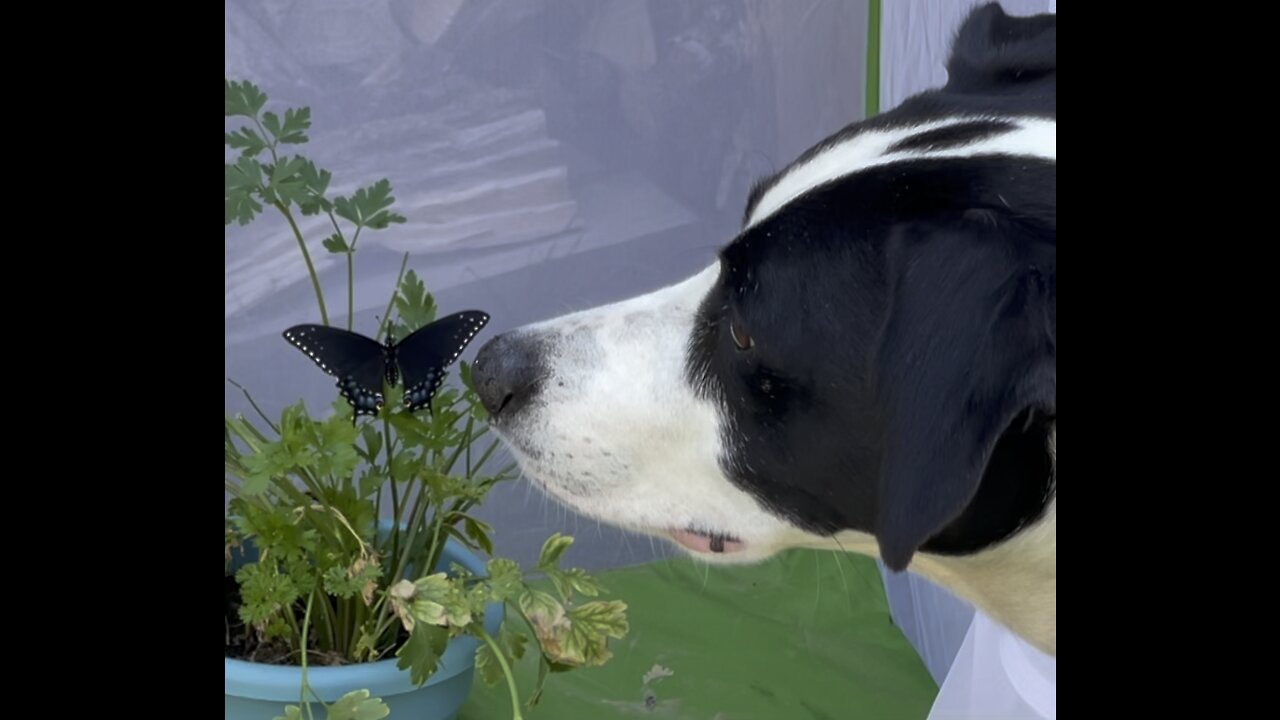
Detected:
left=746, top=116, right=1057, bottom=230
left=498, top=263, right=804, bottom=563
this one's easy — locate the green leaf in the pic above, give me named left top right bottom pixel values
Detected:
left=458, top=360, right=475, bottom=392
left=267, top=155, right=310, bottom=208
left=357, top=468, right=387, bottom=499
left=518, top=588, right=564, bottom=624
left=315, top=411, right=360, bottom=478
left=269, top=155, right=305, bottom=184
left=389, top=445, right=425, bottom=481
left=476, top=622, right=530, bottom=687
left=279, top=107, right=312, bottom=144
left=409, top=573, right=472, bottom=628
left=387, top=412, right=433, bottom=450
left=260, top=108, right=311, bottom=145
left=563, top=600, right=629, bottom=665
left=395, top=622, right=449, bottom=686
left=225, top=156, right=264, bottom=196
left=332, top=196, right=357, bottom=224
left=448, top=507, right=496, bottom=550
left=225, top=127, right=268, bottom=157
left=545, top=567, right=603, bottom=601
left=538, top=533, right=573, bottom=570
left=504, top=623, right=529, bottom=661
left=334, top=179, right=403, bottom=229
left=366, top=210, right=407, bottom=230
left=380, top=383, right=405, bottom=420
left=236, top=563, right=301, bottom=626
left=261, top=111, right=283, bottom=140
left=322, top=233, right=349, bottom=254
left=475, top=635, right=506, bottom=687
left=518, top=588, right=568, bottom=660
left=464, top=515, right=495, bottom=555
left=225, top=78, right=267, bottom=118
left=520, top=587, right=627, bottom=667
left=225, top=157, right=265, bottom=226
left=322, top=556, right=382, bottom=600
left=408, top=573, right=450, bottom=627
left=296, top=160, right=334, bottom=216
left=327, top=690, right=390, bottom=720
left=359, top=424, right=383, bottom=462
left=484, top=558, right=523, bottom=602
left=240, top=463, right=272, bottom=495
left=393, top=269, right=437, bottom=333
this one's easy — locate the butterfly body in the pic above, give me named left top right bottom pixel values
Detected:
left=283, top=311, right=489, bottom=418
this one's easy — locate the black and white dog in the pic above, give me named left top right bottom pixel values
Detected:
left=473, top=3, right=1056, bottom=656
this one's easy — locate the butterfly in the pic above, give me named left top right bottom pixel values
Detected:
left=283, top=311, right=489, bottom=419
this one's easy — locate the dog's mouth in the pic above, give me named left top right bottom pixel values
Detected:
left=667, top=527, right=746, bottom=555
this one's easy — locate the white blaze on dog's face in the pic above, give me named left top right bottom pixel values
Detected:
left=480, top=263, right=817, bottom=562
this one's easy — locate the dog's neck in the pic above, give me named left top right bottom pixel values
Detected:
left=911, top=499, right=1056, bottom=656
left=827, top=425, right=1057, bottom=656
left=909, top=423, right=1055, bottom=655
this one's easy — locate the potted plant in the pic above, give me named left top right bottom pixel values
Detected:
left=225, top=79, right=629, bottom=720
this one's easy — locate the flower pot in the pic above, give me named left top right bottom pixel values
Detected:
left=225, top=531, right=503, bottom=720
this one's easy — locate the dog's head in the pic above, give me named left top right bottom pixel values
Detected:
left=473, top=3, right=1055, bottom=573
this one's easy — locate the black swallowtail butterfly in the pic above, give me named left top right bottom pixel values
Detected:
left=283, top=311, right=489, bottom=418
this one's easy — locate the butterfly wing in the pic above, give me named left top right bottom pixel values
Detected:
left=282, top=325, right=390, bottom=416
left=393, top=311, right=490, bottom=412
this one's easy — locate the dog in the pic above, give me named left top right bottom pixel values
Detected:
left=472, top=3, right=1056, bottom=656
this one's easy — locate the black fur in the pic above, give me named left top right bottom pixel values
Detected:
left=694, top=4, right=1056, bottom=571
left=886, top=119, right=1018, bottom=154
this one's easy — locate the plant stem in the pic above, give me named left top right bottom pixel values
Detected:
left=227, top=379, right=281, bottom=435
left=255, top=115, right=331, bottom=327
left=465, top=420, right=473, bottom=477
left=322, top=211, right=356, bottom=332
left=441, top=415, right=475, bottom=475
left=300, top=591, right=318, bottom=720
left=384, top=419, right=400, bottom=562
left=346, top=226, right=363, bottom=331
left=347, top=251, right=355, bottom=332
left=253, top=116, right=281, bottom=165
left=275, top=200, right=330, bottom=326
left=316, top=592, right=339, bottom=652
left=424, top=499, right=450, bottom=584
left=394, top=477, right=436, bottom=584
left=378, top=253, right=411, bottom=340
left=469, top=438, right=502, bottom=480
left=478, top=627, right=524, bottom=720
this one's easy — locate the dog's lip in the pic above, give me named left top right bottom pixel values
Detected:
left=667, top=527, right=746, bottom=554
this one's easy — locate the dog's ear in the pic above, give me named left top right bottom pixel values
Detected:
left=873, top=224, right=1054, bottom=572
left=944, top=3, right=1056, bottom=100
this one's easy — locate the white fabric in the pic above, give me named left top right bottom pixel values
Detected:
left=927, top=612, right=1056, bottom=719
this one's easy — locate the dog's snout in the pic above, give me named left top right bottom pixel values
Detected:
left=471, top=332, right=543, bottom=419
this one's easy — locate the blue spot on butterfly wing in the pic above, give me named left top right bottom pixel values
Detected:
left=395, top=311, right=489, bottom=413
left=283, top=324, right=391, bottom=416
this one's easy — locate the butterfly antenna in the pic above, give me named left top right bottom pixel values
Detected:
left=376, top=314, right=396, bottom=345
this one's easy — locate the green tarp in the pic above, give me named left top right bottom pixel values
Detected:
left=463, top=548, right=937, bottom=719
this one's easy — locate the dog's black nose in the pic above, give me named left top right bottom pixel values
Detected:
left=471, top=331, right=543, bottom=419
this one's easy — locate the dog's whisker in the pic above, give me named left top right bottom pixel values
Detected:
left=828, top=548, right=852, bottom=605
left=830, top=535, right=868, bottom=592
left=812, top=551, right=823, bottom=618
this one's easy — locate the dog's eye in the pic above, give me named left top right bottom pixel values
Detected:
left=729, top=321, right=754, bottom=350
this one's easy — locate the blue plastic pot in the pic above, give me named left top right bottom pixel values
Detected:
left=225, top=526, right=502, bottom=720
